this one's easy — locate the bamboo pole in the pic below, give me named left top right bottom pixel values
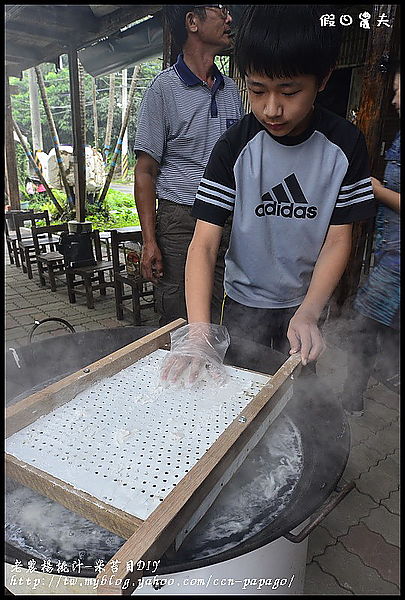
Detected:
left=98, top=65, right=140, bottom=204
left=78, top=60, right=87, bottom=148
left=35, top=66, right=74, bottom=206
left=103, top=73, right=116, bottom=164
left=121, top=69, right=129, bottom=180
left=92, top=77, right=99, bottom=150
left=13, top=119, right=65, bottom=216
left=5, top=76, right=20, bottom=209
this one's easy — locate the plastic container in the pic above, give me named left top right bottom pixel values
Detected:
left=125, top=242, right=142, bottom=278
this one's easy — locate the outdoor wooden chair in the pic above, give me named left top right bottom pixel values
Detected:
left=31, top=222, right=69, bottom=291
left=4, top=209, right=34, bottom=267
left=65, top=230, right=115, bottom=309
left=14, top=210, right=60, bottom=279
left=99, top=230, right=111, bottom=260
left=111, top=229, right=155, bottom=325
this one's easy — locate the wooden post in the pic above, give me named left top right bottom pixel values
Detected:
left=68, top=50, right=87, bottom=222
left=28, top=67, right=43, bottom=162
left=4, top=155, right=10, bottom=206
left=356, top=5, right=398, bottom=173
left=330, top=5, right=399, bottom=314
left=5, top=76, right=20, bottom=209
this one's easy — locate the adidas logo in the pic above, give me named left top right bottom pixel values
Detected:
left=255, top=173, right=318, bottom=219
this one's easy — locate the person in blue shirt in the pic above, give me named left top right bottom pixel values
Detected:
left=342, top=60, right=400, bottom=416
left=134, top=5, right=243, bottom=326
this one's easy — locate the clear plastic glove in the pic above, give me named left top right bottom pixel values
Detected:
left=160, top=323, right=230, bottom=389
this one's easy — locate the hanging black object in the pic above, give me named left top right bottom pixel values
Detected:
left=57, top=232, right=97, bottom=268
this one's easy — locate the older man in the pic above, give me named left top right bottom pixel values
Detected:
left=134, top=4, right=243, bottom=326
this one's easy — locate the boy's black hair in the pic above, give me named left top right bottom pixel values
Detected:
left=234, top=5, right=342, bottom=82
left=163, top=5, right=207, bottom=48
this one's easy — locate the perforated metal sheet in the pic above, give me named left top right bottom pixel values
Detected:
left=6, top=349, right=269, bottom=521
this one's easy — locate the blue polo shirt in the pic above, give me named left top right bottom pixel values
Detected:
left=134, top=54, right=244, bottom=206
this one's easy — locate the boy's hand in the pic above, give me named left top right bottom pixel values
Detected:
left=160, top=353, right=228, bottom=387
left=160, top=323, right=230, bottom=388
left=287, top=310, right=326, bottom=366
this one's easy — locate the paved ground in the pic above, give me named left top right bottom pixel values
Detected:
left=4, top=250, right=400, bottom=595
left=110, top=181, right=134, bottom=194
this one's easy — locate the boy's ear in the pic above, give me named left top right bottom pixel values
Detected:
left=318, top=69, right=334, bottom=92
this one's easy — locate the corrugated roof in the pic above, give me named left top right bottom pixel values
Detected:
left=5, top=4, right=162, bottom=77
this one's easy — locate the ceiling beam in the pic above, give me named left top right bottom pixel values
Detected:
left=5, top=21, right=70, bottom=42
left=97, top=5, right=162, bottom=38
left=11, top=5, right=100, bottom=32
left=6, top=65, right=24, bottom=78
left=6, top=42, right=44, bottom=62
left=5, top=4, right=164, bottom=76
left=89, top=5, right=122, bottom=18
left=5, top=6, right=26, bottom=21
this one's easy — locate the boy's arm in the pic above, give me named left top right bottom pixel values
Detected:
left=288, top=223, right=352, bottom=365
left=185, top=220, right=224, bottom=323
left=371, top=177, right=400, bottom=213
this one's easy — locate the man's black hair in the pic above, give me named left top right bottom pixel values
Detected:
left=163, top=5, right=207, bottom=48
left=234, top=5, right=342, bottom=82
left=389, top=57, right=400, bottom=74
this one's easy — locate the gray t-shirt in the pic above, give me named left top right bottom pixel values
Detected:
left=134, top=54, right=244, bottom=206
left=192, top=106, right=376, bottom=309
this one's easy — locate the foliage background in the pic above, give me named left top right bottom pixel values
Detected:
left=10, top=58, right=163, bottom=163
left=10, top=57, right=162, bottom=227
left=9, top=48, right=229, bottom=229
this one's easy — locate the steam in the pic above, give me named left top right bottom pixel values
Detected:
left=178, top=414, right=303, bottom=560
left=5, top=484, right=125, bottom=563
left=6, top=413, right=302, bottom=565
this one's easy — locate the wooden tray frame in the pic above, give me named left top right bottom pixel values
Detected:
left=5, top=318, right=302, bottom=595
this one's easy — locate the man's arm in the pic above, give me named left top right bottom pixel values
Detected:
left=134, top=151, right=163, bottom=283
left=288, top=223, right=352, bottom=365
left=185, top=220, right=224, bottom=323
left=371, top=177, right=400, bottom=213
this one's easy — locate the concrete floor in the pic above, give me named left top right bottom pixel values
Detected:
left=4, top=250, right=400, bottom=595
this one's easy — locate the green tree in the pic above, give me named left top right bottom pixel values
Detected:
left=10, top=59, right=163, bottom=158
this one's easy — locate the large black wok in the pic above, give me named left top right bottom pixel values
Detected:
left=5, top=326, right=350, bottom=576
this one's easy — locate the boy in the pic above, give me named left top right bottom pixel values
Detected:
left=162, top=5, right=376, bottom=384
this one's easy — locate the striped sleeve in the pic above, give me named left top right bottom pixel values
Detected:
left=192, top=136, right=236, bottom=227
left=331, top=131, right=376, bottom=225
left=133, top=81, right=167, bottom=164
